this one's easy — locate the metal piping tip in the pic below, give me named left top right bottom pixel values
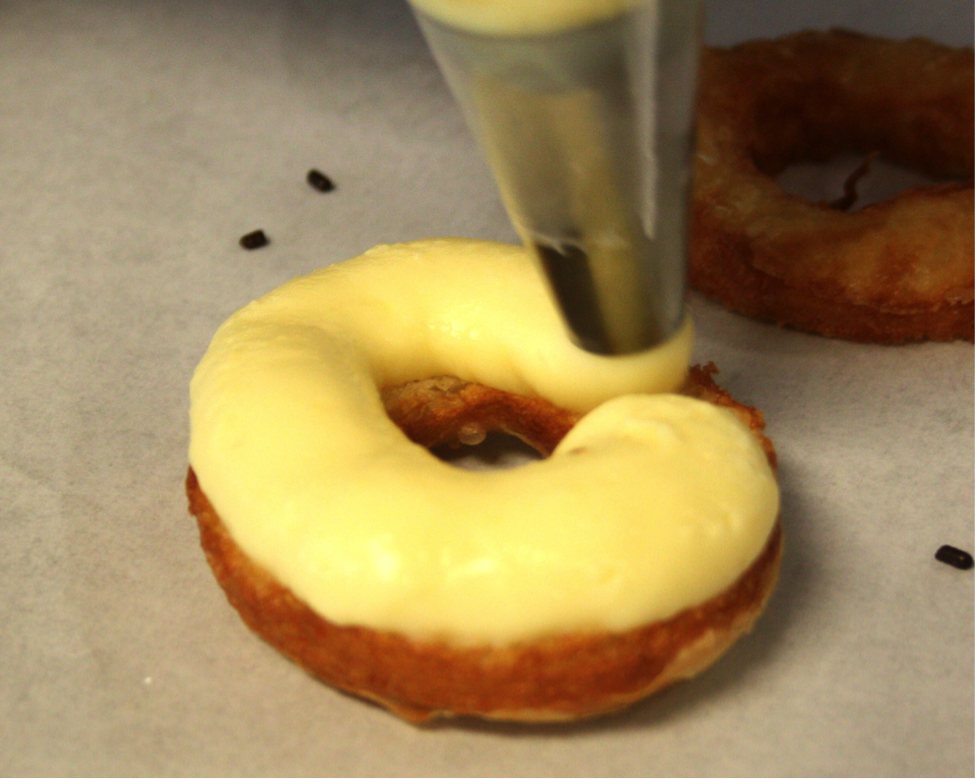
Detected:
left=413, top=1, right=701, bottom=354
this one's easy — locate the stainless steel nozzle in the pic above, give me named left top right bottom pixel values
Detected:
left=414, top=2, right=701, bottom=354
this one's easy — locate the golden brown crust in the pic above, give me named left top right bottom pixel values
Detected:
left=692, top=29, right=974, bottom=343
left=187, top=367, right=782, bottom=723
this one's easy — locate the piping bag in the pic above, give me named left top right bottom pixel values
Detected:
left=408, top=0, right=702, bottom=355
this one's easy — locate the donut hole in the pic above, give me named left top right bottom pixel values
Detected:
left=381, top=376, right=579, bottom=470
left=745, top=99, right=970, bottom=212
left=776, top=153, right=960, bottom=212
left=741, top=64, right=973, bottom=212
left=432, top=431, right=544, bottom=471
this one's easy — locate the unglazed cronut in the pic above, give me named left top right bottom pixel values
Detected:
left=692, top=30, right=974, bottom=343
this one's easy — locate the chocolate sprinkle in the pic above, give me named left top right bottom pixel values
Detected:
left=935, top=545, right=974, bottom=570
left=239, top=229, right=269, bottom=250
left=306, top=169, right=336, bottom=192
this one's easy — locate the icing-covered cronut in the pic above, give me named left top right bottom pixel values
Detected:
left=187, top=239, right=781, bottom=721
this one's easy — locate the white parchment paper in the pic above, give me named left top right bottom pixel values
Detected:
left=1, top=0, right=971, bottom=774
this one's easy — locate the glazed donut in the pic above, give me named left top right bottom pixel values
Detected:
left=691, top=30, right=974, bottom=343
left=187, top=239, right=781, bottom=722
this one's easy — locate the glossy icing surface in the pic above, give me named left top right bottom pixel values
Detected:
left=189, top=239, right=778, bottom=644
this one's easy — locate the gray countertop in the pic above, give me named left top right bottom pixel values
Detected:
left=1, top=0, right=972, bottom=775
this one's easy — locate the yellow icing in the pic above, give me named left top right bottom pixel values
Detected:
left=188, top=239, right=778, bottom=645
left=409, top=0, right=644, bottom=36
